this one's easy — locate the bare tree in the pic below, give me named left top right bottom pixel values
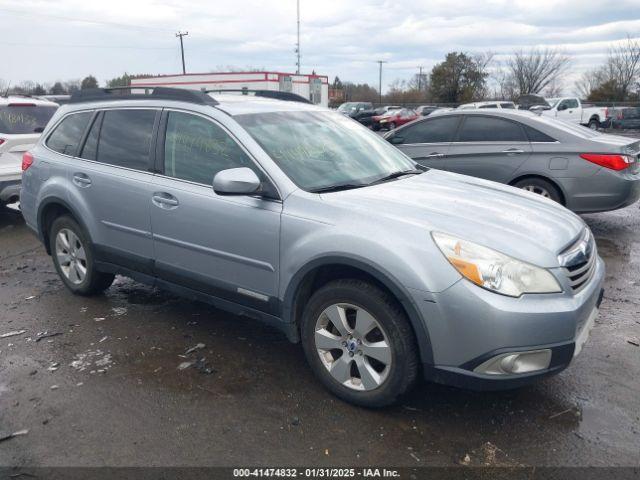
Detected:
left=606, top=36, right=640, bottom=100
left=506, top=48, right=570, bottom=96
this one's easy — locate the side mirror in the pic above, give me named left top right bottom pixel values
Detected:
left=213, top=167, right=261, bottom=196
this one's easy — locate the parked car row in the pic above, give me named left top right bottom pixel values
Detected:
left=339, top=96, right=639, bottom=131
left=338, top=102, right=452, bottom=130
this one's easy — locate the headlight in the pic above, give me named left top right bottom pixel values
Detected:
left=432, top=232, right=562, bottom=297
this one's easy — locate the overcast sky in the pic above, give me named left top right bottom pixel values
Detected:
left=1, top=0, right=639, bottom=94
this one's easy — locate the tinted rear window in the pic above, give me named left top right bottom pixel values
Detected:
left=0, top=105, right=58, bottom=134
left=456, top=116, right=527, bottom=142
left=46, top=112, right=92, bottom=156
left=398, top=116, right=459, bottom=144
left=523, top=125, right=556, bottom=142
left=96, top=109, right=156, bottom=170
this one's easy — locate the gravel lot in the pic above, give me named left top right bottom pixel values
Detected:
left=1, top=197, right=639, bottom=468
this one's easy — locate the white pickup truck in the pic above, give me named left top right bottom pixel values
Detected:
left=535, top=97, right=609, bottom=130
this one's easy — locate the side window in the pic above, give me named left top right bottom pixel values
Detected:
left=500, top=103, right=515, bottom=109
left=478, top=104, right=497, bottom=109
left=567, top=99, right=579, bottom=109
left=46, top=112, right=92, bottom=156
left=399, top=116, right=460, bottom=144
left=96, top=109, right=156, bottom=170
left=523, top=125, right=557, bottom=143
left=456, top=116, right=527, bottom=142
left=80, top=114, right=101, bottom=160
left=163, top=111, right=252, bottom=185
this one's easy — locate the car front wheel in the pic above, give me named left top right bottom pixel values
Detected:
left=301, top=279, right=418, bottom=407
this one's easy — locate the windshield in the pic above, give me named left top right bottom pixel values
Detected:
left=337, top=103, right=357, bottom=113
left=0, top=105, right=58, bottom=134
left=235, top=110, right=416, bottom=192
left=546, top=98, right=559, bottom=109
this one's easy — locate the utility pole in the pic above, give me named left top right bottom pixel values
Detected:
left=176, top=31, right=189, bottom=74
left=295, top=0, right=301, bottom=74
left=377, top=60, right=387, bottom=105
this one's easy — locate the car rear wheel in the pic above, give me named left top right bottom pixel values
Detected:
left=513, top=178, right=563, bottom=204
left=50, top=216, right=115, bottom=295
left=588, top=119, right=599, bottom=130
left=300, top=279, right=418, bottom=407
left=388, top=122, right=396, bottom=130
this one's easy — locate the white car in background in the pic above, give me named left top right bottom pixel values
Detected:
left=534, top=97, right=609, bottom=130
left=457, top=101, right=517, bottom=110
left=0, top=96, right=58, bottom=206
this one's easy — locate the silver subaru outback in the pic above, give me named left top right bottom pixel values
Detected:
left=20, top=88, right=605, bottom=407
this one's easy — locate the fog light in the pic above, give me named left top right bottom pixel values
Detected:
left=474, top=349, right=552, bottom=375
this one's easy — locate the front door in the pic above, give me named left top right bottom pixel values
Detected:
left=445, top=115, right=531, bottom=183
left=150, top=110, right=281, bottom=314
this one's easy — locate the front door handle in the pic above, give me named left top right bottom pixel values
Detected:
left=72, top=172, right=92, bottom=187
left=415, top=152, right=445, bottom=160
left=502, top=148, right=525, bottom=155
left=152, top=192, right=179, bottom=209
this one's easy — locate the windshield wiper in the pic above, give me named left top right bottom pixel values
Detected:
left=309, top=183, right=368, bottom=193
left=369, top=169, right=424, bottom=185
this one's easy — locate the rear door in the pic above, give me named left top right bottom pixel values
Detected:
left=445, top=115, right=531, bottom=183
left=390, top=115, right=460, bottom=170
left=70, top=108, right=159, bottom=274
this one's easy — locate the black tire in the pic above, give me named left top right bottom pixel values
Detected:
left=588, top=118, right=599, bottom=130
left=388, top=122, right=396, bottom=130
left=372, top=124, right=380, bottom=131
left=300, top=279, right=419, bottom=407
left=513, top=178, right=563, bottom=204
left=49, top=215, right=114, bottom=296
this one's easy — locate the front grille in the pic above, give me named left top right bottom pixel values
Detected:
left=559, top=229, right=597, bottom=293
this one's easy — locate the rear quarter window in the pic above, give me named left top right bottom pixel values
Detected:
left=0, top=105, right=58, bottom=134
left=46, top=111, right=93, bottom=156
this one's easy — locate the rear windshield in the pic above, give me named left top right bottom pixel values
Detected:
left=0, top=105, right=58, bottom=134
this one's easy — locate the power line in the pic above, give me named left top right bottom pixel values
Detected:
left=0, top=7, right=174, bottom=33
left=0, top=41, right=174, bottom=50
left=176, top=31, right=189, bottom=74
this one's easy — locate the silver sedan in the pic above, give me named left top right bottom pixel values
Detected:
left=385, top=110, right=640, bottom=213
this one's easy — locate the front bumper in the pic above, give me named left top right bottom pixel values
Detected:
left=414, top=256, right=605, bottom=390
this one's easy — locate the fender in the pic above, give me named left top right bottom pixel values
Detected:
left=36, top=195, right=90, bottom=254
left=283, top=255, right=434, bottom=365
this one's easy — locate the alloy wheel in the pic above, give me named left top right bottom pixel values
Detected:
left=521, top=185, right=551, bottom=198
left=314, top=303, right=392, bottom=391
left=55, top=228, right=87, bottom=284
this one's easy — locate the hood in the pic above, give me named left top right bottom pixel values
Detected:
left=321, top=170, right=585, bottom=267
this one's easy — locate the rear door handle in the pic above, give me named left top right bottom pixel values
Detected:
left=502, top=148, right=525, bottom=155
left=152, top=192, right=179, bottom=209
left=72, top=173, right=92, bottom=187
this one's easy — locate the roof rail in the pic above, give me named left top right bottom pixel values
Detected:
left=205, top=89, right=312, bottom=104
left=69, top=87, right=219, bottom=106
